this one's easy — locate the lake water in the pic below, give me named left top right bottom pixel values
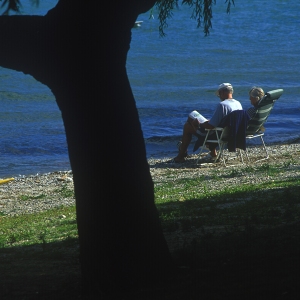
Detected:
left=0, top=0, right=299, bottom=177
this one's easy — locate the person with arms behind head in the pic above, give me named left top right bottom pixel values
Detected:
left=247, top=86, right=265, bottom=118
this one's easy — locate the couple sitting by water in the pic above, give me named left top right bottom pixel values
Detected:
left=174, top=83, right=264, bottom=163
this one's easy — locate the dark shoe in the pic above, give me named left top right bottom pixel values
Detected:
left=172, top=156, right=186, bottom=163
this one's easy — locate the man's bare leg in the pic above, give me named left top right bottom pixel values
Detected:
left=174, top=121, right=195, bottom=162
left=209, top=145, right=218, bottom=158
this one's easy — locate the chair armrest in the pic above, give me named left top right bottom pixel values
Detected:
left=265, top=89, right=284, bottom=101
left=205, top=127, right=224, bottom=131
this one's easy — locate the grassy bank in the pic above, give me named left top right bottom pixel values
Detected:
left=156, top=163, right=300, bottom=234
left=1, top=160, right=299, bottom=249
left=0, top=150, right=299, bottom=298
left=0, top=206, right=77, bottom=248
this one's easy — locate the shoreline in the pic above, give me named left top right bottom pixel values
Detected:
left=0, top=142, right=299, bottom=217
left=149, top=142, right=300, bottom=169
left=1, top=139, right=299, bottom=179
left=148, top=142, right=300, bottom=188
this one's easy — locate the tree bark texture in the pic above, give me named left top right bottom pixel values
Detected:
left=0, top=0, right=175, bottom=296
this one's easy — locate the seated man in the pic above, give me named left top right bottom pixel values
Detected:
left=174, top=83, right=243, bottom=163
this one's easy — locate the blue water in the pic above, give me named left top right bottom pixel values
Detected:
left=128, top=1, right=300, bottom=158
left=0, top=0, right=299, bottom=177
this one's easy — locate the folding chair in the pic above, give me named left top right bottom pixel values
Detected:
left=196, top=126, right=229, bottom=166
left=196, top=110, right=250, bottom=166
left=245, top=89, right=284, bottom=162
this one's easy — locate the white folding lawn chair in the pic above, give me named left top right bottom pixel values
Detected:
left=196, top=110, right=250, bottom=166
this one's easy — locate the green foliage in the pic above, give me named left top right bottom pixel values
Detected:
left=1, top=0, right=235, bottom=36
left=0, top=0, right=39, bottom=14
left=155, top=0, right=235, bottom=36
left=0, top=0, right=21, bottom=14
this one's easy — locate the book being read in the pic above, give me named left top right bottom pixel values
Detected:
left=189, top=110, right=208, bottom=124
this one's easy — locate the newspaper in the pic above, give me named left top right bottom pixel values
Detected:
left=189, top=110, right=208, bottom=124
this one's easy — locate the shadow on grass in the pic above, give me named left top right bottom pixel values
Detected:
left=155, top=185, right=300, bottom=299
left=1, top=226, right=300, bottom=299
left=158, top=185, right=300, bottom=231
left=161, top=221, right=300, bottom=299
left=0, top=238, right=81, bottom=300
left=1, top=195, right=300, bottom=299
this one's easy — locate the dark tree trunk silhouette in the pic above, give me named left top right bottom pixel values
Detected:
left=0, top=0, right=174, bottom=295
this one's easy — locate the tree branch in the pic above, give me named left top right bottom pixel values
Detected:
left=155, top=0, right=235, bottom=36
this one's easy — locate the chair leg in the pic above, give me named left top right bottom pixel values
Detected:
left=238, top=149, right=244, bottom=164
left=196, top=146, right=207, bottom=164
left=196, top=134, right=210, bottom=164
left=245, top=146, right=250, bottom=162
left=250, top=135, right=269, bottom=162
left=252, top=135, right=269, bottom=162
left=260, top=135, right=269, bottom=160
left=213, top=131, right=227, bottom=166
left=218, top=143, right=227, bottom=166
left=222, top=148, right=245, bottom=167
left=196, top=129, right=226, bottom=165
left=245, top=135, right=269, bottom=163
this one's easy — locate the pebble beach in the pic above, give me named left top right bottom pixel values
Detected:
left=0, top=143, right=299, bottom=217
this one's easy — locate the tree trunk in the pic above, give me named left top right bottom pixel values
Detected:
left=0, top=0, right=175, bottom=296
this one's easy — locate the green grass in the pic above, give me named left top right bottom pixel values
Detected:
left=0, top=206, right=77, bottom=248
left=0, top=162, right=299, bottom=249
left=19, top=194, right=47, bottom=201
left=154, top=162, right=300, bottom=232
left=0, top=161, right=299, bottom=298
left=55, top=184, right=75, bottom=198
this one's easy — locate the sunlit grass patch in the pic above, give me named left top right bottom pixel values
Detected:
left=19, top=194, right=47, bottom=201
left=55, top=184, right=74, bottom=198
left=0, top=206, right=77, bottom=248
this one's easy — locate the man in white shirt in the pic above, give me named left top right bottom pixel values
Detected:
left=174, top=83, right=243, bottom=163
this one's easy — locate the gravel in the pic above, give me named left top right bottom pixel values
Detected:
left=0, top=143, right=299, bottom=217
left=0, top=171, right=74, bottom=216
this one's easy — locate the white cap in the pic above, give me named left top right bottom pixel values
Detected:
left=216, top=83, right=233, bottom=96
left=218, top=83, right=233, bottom=91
